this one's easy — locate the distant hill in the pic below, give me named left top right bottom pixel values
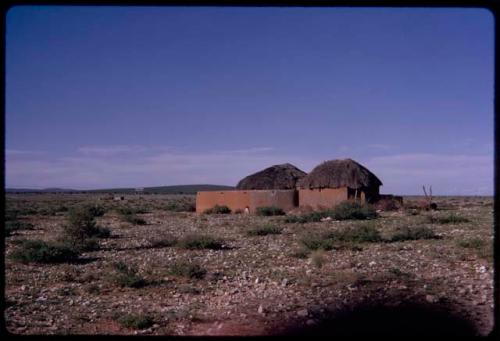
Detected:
left=6, top=184, right=235, bottom=194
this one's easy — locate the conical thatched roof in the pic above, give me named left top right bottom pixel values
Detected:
left=297, top=159, right=382, bottom=189
left=236, top=163, right=307, bottom=190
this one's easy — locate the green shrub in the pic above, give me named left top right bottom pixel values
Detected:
left=118, top=314, right=154, bottom=330
left=246, top=224, right=283, bottom=236
left=332, top=201, right=378, bottom=220
left=111, top=262, right=147, bottom=288
left=427, top=213, right=470, bottom=224
left=390, top=226, right=440, bottom=242
left=203, top=205, right=231, bottom=214
left=9, top=239, right=79, bottom=263
left=62, top=206, right=110, bottom=250
left=168, top=260, right=207, bottom=279
left=177, top=234, right=224, bottom=250
left=256, top=206, right=285, bottom=216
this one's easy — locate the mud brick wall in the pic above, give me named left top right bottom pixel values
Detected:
left=196, top=190, right=297, bottom=214
left=298, top=187, right=349, bottom=210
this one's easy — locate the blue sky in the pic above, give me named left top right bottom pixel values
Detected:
left=5, top=6, right=494, bottom=195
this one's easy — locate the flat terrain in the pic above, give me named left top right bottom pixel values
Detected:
left=4, top=194, right=494, bottom=336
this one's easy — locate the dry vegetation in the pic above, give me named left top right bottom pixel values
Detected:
left=4, top=193, right=494, bottom=336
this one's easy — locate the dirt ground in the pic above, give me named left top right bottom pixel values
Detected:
left=4, top=194, right=494, bottom=336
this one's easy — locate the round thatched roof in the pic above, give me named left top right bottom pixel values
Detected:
left=236, top=163, right=307, bottom=190
left=297, top=159, right=382, bottom=189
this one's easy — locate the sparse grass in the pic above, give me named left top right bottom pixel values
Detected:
left=203, top=205, right=231, bottom=214
left=117, top=314, right=154, bottom=330
left=177, top=233, right=224, bottom=250
left=389, top=226, right=440, bottom=242
left=246, top=224, right=283, bottom=236
left=168, top=260, right=207, bottom=279
left=426, top=213, right=470, bottom=224
left=111, top=262, right=147, bottom=288
left=255, top=206, right=285, bottom=216
left=9, top=239, right=79, bottom=263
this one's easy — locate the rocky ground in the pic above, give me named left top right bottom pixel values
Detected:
left=4, top=194, right=494, bottom=336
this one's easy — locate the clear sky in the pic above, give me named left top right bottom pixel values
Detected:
left=5, top=6, right=494, bottom=195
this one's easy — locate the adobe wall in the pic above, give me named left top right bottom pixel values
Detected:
left=196, top=190, right=297, bottom=214
left=298, top=187, right=349, bottom=210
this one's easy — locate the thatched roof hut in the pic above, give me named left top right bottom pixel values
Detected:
left=297, top=159, right=382, bottom=189
left=236, top=163, right=307, bottom=190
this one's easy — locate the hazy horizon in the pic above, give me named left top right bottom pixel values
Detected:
left=6, top=6, right=494, bottom=195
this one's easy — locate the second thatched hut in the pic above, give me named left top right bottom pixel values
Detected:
left=296, top=158, right=382, bottom=210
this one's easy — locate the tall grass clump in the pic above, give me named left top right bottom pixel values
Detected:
left=255, top=206, right=285, bottom=216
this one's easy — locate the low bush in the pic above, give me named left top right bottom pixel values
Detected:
left=118, top=314, right=154, bottom=330
left=456, top=237, right=484, bottom=249
left=427, top=213, right=470, bottom=224
left=111, top=262, right=147, bottom=288
left=285, top=202, right=377, bottom=223
left=334, top=223, right=382, bottom=243
left=166, top=200, right=196, bottom=212
left=85, top=204, right=106, bottom=217
left=311, top=249, right=326, bottom=268
left=122, top=213, right=147, bottom=225
left=148, top=234, right=178, bottom=248
left=5, top=220, right=34, bottom=236
left=168, top=260, right=207, bottom=279
left=389, top=226, right=440, bottom=242
left=177, top=234, right=224, bottom=250
left=9, top=239, right=79, bottom=263
left=203, top=205, right=231, bottom=214
left=299, top=224, right=382, bottom=251
left=255, top=206, right=285, bottom=216
left=332, top=201, right=378, bottom=220
left=374, top=198, right=401, bottom=211
left=246, top=224, right=283, bottom=236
